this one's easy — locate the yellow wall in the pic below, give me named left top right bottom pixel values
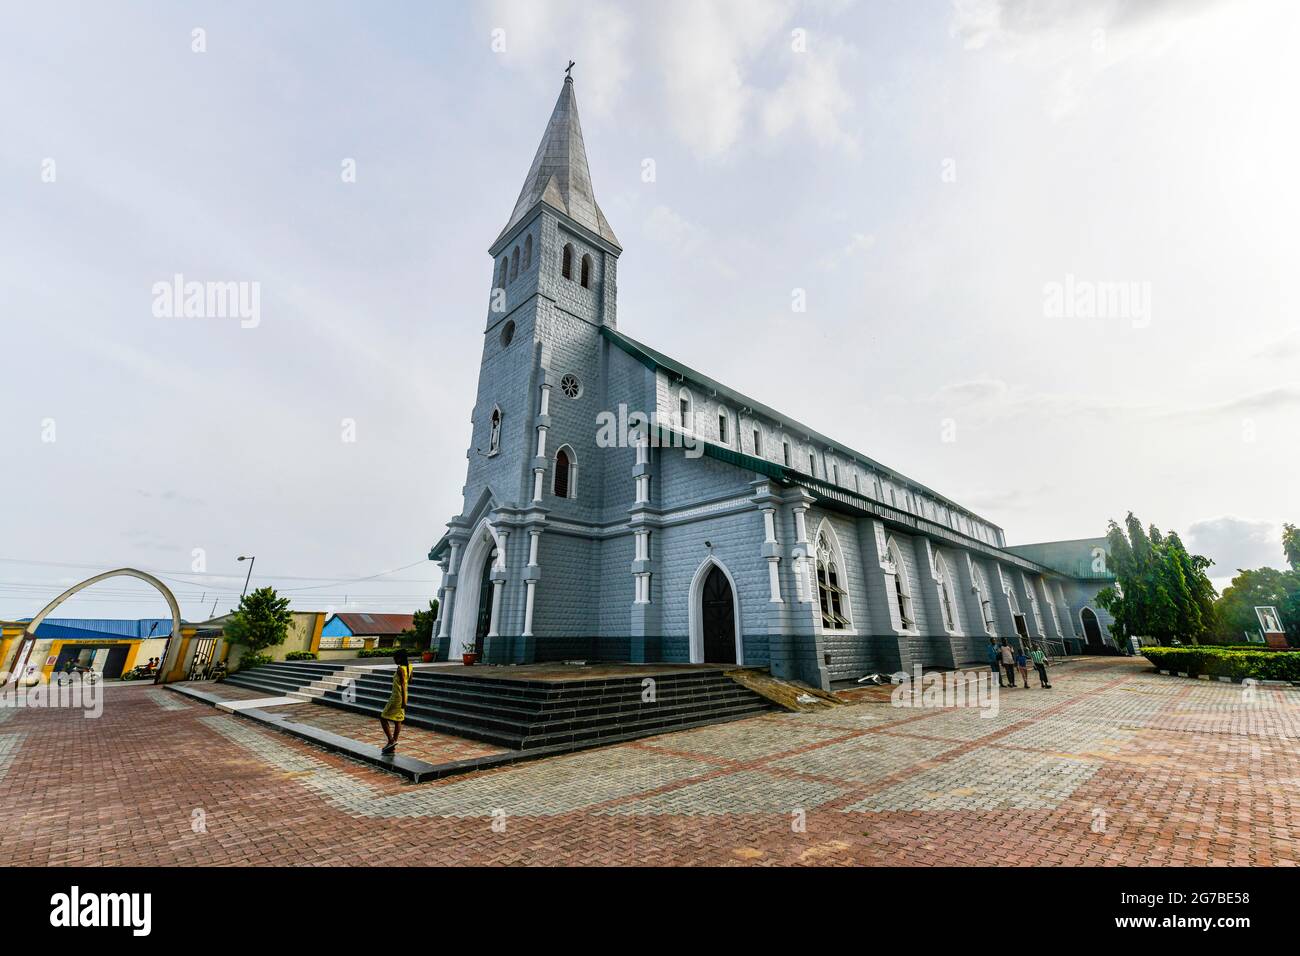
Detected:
left=224, top=611, right=324, bottom=669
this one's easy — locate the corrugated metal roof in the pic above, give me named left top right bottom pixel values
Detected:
left=33, top=617, right=176, bottom=638
left=330, top=613, right=414, bottom=636
left=601, top=325, right=1001, bottom=529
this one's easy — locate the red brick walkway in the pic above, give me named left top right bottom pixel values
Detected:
left=1, top=657, right=1296, bottom=866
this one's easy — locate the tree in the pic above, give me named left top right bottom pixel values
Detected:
left=407, top=599, right=439, bottom=650
left=1095, top=512, right=1217, bottom=646
left=1283, top=523, right=1300, bottom=572
left=224, top=586, right=294, bottom=655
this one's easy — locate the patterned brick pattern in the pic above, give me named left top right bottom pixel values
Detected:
left=268, top=705, right=507, bottom=765
left=1, top=658, right=1297, bottom=866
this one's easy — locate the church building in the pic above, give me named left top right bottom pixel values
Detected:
left=429, top=76, right=1117, bottom=690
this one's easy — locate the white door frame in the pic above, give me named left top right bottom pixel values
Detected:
left=448, top=519, right=500, bottom=657
left=688, top=556, right=744, bottom=665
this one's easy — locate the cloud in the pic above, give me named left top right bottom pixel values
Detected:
left=949, top=0, right=1229, bottom=119
left=1166, top=384, right=1300, bottom=421
left=484, top=0, right=858, bottom=158
left=819, top=231, right=875, bottom=271
left=950, top=0, right=1224, bottom=50
left=761, top=35, right=859, bottom=153
left=927, top=376, right=1300, bottom=430
left=926, top=376, right=1133, bottom=426
left=1185, top=515, right=1283, bottom=573
left=643, top=204, right=738, bottom=279
left=483, top=0, right=634, bottom=117
left=1251, top=329, right=1300, bottom=361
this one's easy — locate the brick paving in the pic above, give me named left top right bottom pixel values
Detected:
left=0, top=657, right=1297, bottom=866
left=266, top=703, right=507, bottom=765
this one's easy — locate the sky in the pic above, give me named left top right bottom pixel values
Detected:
left=1, top=0, right=1296, bottom=621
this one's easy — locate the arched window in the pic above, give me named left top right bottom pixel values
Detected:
left=935, top=553, right=958, bottom=632
left=487, top=405, right=502, bottom=456
left=752, top=427, right=762, bottom=456
left=561, top=243, right=574, bottom=279
left=580, top=254, right=593, bottom=288
left=510, top=246, right=519, bottom=280
left=496, top=258, right=508, bottom=290
left=717, top=409, right=729, bottom=444
left=678, top=388, right=693, bottom=430
left=886, top=537, right=914, bottom=630
left=553, top=446, right=576, bottom=499
left=815, top=525, right=852, bottom=631
left=782, top=440, right=791, bottom=467
left=522, top=235, right=532, bottom=270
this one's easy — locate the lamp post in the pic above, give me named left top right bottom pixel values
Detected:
left=238, top=555, right=256, bottom=598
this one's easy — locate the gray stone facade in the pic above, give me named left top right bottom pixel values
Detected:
left=429, top=78, right=1117, bottom=690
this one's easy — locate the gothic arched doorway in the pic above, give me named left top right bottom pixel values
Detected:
left=473, top=547, right=498, bottom=658
left=1081, top=607, right=1103, bottom=649
left=700, top=565, right=736, bottom=665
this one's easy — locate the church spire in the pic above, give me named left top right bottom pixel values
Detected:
left=496, top=71, right=620, bottom=250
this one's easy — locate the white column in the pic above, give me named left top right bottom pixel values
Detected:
left=767, top=557, right=783, bottom=603
left=762, top=508, right=777, bottom=544
left=487, top=579, right=504, bottom=637
left=793, top=506, right=808, bottom=544
left=635, top=475, right=649, bottom=504
left=539, top=382, right=551, bottom=417
left=533, top=469, right=544, bottom=502
left=523, top=580, right=536, bottom=636
left=438, top=587, right=455, bottom=637
left=528, top=530, right=540, bottom=567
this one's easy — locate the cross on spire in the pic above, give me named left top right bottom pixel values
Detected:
left=565, top=60, right=575, bottom=79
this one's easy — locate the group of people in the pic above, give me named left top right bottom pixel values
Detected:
left=988, top=637, right=1052, bottom=689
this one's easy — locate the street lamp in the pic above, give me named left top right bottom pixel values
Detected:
left=238, top=555, right=256, bottom=597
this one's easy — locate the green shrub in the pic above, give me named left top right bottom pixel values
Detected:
left=234, top=652, right=272, bottom=672
left=285, top=650, right=318, bottom=661
left=357, top=648, right=405, bottom=659
left=1143, top=646, right=1300, bottom=682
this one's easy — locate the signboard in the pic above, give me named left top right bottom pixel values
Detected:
left=1254, top=606, right=1287, bottom=649
left=318, top=636, right=366, bottom=650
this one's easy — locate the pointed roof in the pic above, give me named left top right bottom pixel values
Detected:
left=496, top=76, right=620, bottom=250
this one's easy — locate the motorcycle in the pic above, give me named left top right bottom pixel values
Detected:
left=55, top=664, right=99, bottom=685
left=120, top=664, right=158, bottom=681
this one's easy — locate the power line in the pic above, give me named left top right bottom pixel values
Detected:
left=0, top=556, right=433, bottom=584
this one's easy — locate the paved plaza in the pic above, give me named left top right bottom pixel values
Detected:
left=1, top=657, right=1297, bottom=866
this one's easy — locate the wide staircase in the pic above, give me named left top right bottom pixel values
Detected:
left=221, top=660, right=347, bottom=697
left=220, top=660, right=774, bottom=750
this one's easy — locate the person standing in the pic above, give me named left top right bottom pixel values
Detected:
left=987, top=637, right=1005, bottom=687
left=1015, top=645, right=1031, bottom=688
left=379, top=649, right=412, bottom=755
left=1000, top=640, right=1017, bottom=687
left=1030, top=644, right=1052, bottom=688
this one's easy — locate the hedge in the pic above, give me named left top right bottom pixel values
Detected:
left=1143, top=646, right=1300, bottom=682
left=285, top=650, right=318, bottom=661
left=233, top=652, right=272, bottom=672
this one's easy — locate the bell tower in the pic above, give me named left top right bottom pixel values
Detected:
left=436, top=70, right=623, bottom=664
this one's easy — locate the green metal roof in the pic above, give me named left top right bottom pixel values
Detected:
left=602, top=325, right=998, bottom=528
